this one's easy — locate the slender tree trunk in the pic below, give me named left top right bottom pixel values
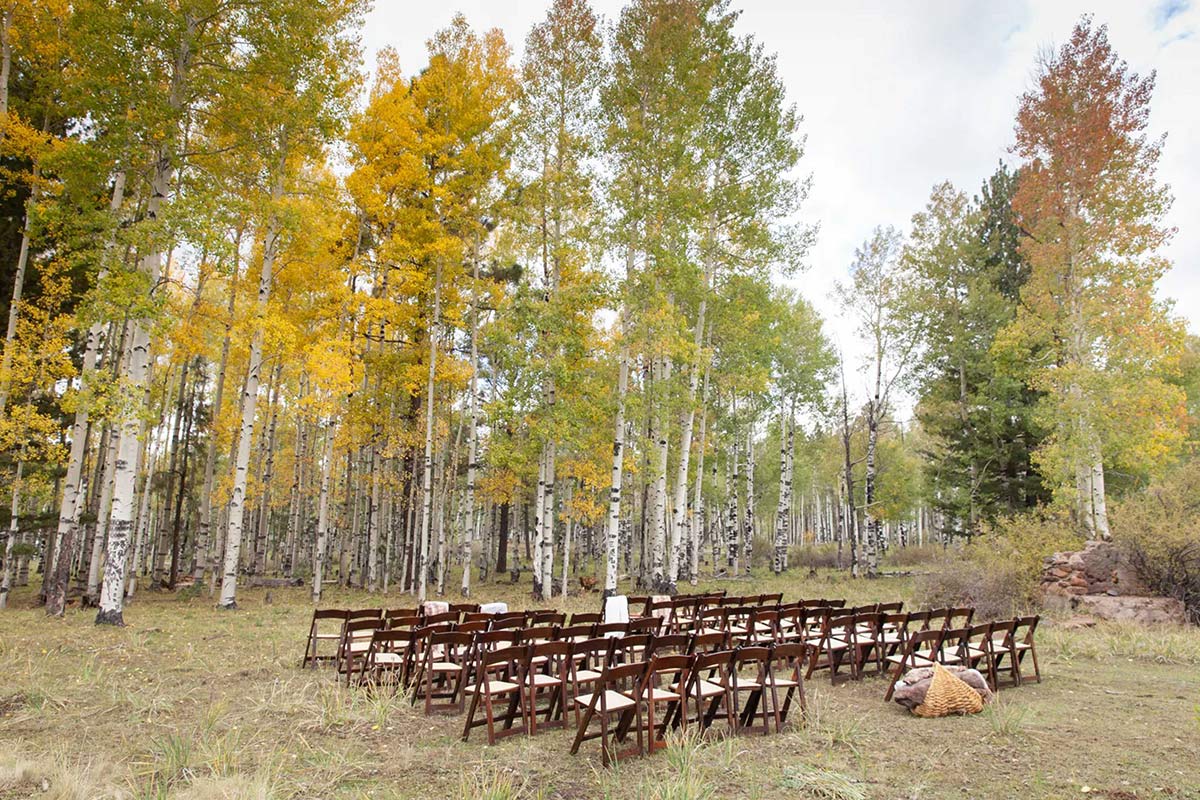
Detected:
left=461, top=268, right=479, bottom=596
left=417, top=262, right=441, bottom=603
left=0, top=459, right=23, bottom=608
left=773, top=409, right=793, bottom=575
left=603, top=339, right=629, bottom=598
left=218, top=172, right=284, bottom=610
left=312, top=421, right=336, bottom=604
left=743, top=430, right=755, bottom=575
left=864, top=406, right=880, bottom=578
left=194, top=234, right=240, bottom=584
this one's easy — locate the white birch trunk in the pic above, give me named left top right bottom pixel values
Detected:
left=218, top=176, right=283, bottom=610
left=0, top=459, right=22, bottom=608
left=312, top=422, right=336, bottom=604
left=603, top=340, right=629, bottom=597
left=540, top=442, right=556, bottom=600
left=417, top=263, right=441, bottom=603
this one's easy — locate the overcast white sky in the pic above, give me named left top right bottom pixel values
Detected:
left=362, top=1, right=1199, bottom=406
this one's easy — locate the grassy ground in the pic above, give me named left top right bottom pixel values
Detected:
left=1, top=571, right=1198, bottom=800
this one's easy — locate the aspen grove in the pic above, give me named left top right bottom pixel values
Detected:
left=0, top=2, right=1192, bottom=622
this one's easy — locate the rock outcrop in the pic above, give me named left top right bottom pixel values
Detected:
left=1041, top=540, right=1186, bottom=625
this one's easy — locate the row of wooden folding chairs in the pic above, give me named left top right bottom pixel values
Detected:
left=452, top=635, right=809, bottom=766
left=360, top=615, right=708, bottom=701
left=303, top=605, right=598, bottom=675
left=880, top=615, right=1041, bottom=699
left=804, top=606, right=978, bottom=683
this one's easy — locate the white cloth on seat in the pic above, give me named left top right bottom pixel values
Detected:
left=480, top=602, right=508, bottom=614
left=604, top=595, right=629, bottom=625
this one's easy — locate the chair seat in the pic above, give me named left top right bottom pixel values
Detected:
left=727, top=624, right=748, bottom=635
left=370, top=652, right=404, bottom=665
left=575, top=690, right=637, bottom=712
left=572, top=668, right=603, bottom=682
left=725, top=679, right=762, bottom=691
left=314, top=632, right=340, bottom=640
left=642, top=686, right=680, bottom=702
left=431, top=661, right=462, bottom=672
left=348, top=640, right=371, bottom=652
left=888, top=654, right=934, bottom=667
left=525, top=673, right=562, bottom=688
left=762, top=675, right=799, bottom=688
left=464, top=679, right=519, bottom=695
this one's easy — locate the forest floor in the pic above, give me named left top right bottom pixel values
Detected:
left=1, top=571, right=1198, bottom=800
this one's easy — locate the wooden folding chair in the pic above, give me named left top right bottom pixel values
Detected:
left=925, top=627, right=966, bottom=667
left=805, top=613, right=856, bottom=682
left=462, top=644, right=530, bottom=744
left=525, top=640, right=570, bottom=734
left=1009, top=615, right=1041, bottom=685
left=959, top=622, right=996, bottom=687
left=449, top=602, right=480, bottom=615
left=851, top=611, right=886, bottom=675
left=726, top=646, right=773, bottom=734
left=985, top=617, right=1017, bottom=687
left=883, top=627, right=944, bottom=700
left=558, top=623, right=595, bottom=645
left=302, top=609, right=347, bottom=668
left=759, top=642, right=807, bottom=731
left=643, top=654, right=689, bottom=750
left=357, top=629, right=409, bottom=689
left=674, top=649, right=736, bottom=732
left=415, top=630, right=474, bottom=714
left=337, top=618, right=383, bottom=685
left=566, top=637, right=614, bottom=727
left=757, top=592, right=783, bottom=607
left=612, top=633, right=653, bottom=665
left=570, top=661, right=649, bottom=767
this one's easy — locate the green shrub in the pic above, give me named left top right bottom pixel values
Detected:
left=1113, top=463, right=1200, bottom=625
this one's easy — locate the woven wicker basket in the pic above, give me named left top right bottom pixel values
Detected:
left=912, top=663, right=984, bottom=717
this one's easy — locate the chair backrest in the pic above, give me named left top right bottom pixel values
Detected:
left=593, top=621, right=629, bottom=638
left=313, top=609, right=349, bottom=622
left=528, top=611, right=566, bottom=626
left=758, top=593, right=784, bottom=606
left=941, top=627, right=970, bottom=658
left=906, top=627, right=944, bottom=655
left=647, top=633, right=691, bottom=657
left=368, top=629, right=410, bottom=652
left=877, top=601, right=904, bottom=615
left=748, top=608, right=781, bottom=637
left=344, top=618, right=382, bottom=640
left=385, top=613, right=421, bottom=632
left=647, top=653, right=692, bottom=690
left=627, top=596, right=651, bottom=616
left=489, top=616, right=526, bottom=631
left=568, top=612, right=602, bottom=626
left=385, top=607, right=419, bottom=619
left=449, top=602, right=480, bottom=614
left=516, top=625, right=559, bottom=645
left=347, top=608, right=383, bottom=622
left=478, top=644, right=528, bottom=680
left=596, top=660, right=648, bottom=698
left=1013, top=615, right=1039, bottom=643
left=462, top=611, right=493, bottom=624
left=456, top=620, right=490, bottom=635
left=906, top=610, right=933, bottom=630
left=557, top=624, right=594, bottom=643
left=689, top=631, right=728, bottom=653
left=611, top=633, right=652, bottom=665
left=690, top=649, right=734, bottom=681
left=424, top=611, right=460, bottom=626
left=730, top=645, right=771, bottom=682
left=769, top=641, right=808, bottom=671
left=528, top=640, right=571, bottom=674
left=570, top=636, right=615, bottom=672
left=628, top=616, right=662, bottom=635
left=946, top=607, right=975, bottom=628
left=824, top=599, right=847, bottom=609
left=428, top=630, right=474, bottom=664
